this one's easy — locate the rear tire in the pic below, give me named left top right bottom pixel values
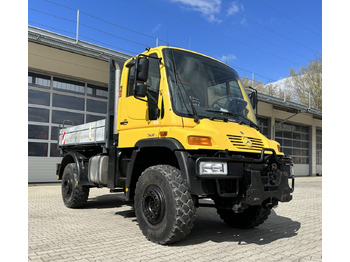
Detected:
left=134, top=165, right=196, bottom=244
left=216, top=204, right=271, bottom=228
left=61, top=163, right=89, bottom=208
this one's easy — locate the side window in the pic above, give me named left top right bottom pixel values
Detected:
left=229, top=80, right=243, bottom=99
left=127, top=66, right=135, bottom=97
left=126, top=54, right=161, bottom=120
left=147, top=54, right=161, bottom=105
left=147, top=54, right=161, bottom=120
left=126, top=54, right=160, bottom=99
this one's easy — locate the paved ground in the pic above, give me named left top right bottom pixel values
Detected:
left=28, top=177, right=322, bottom=262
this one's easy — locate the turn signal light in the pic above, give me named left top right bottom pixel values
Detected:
left=187, top=136, right=212, bottom=146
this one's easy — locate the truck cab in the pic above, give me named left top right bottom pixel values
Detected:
left=57, top=46, right=294, bottom=244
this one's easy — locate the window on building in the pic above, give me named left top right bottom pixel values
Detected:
left=28, top=125, right=49, bottom=140
left=87, top=84, right=108, bottom=98
left=28, top=90, right=50, bottom=106
left=28, top=107, right=50, bottom=123
left=28, top=72, right=108, bottom=158
left=52, top=94, right=85, bottom=111
left=52, top=110, right=84, bottom=125
left=28, top=72, right=51, bottom=89
left=275, top=122, right=310, bottom=164
left=316, top=128, right=322, bottom=165
left=257, top=117, right=269, bottom=138
left=86, top=114, right=105, bottom=122
left=53, top=77, right=85, bottom=94
left=50, top=143, right=60, bottom=157
left=87, top=99, right=107, bottom=114
left=28, top=142, right=48, bottom=157
left=51, top=126, right=59, bottom=141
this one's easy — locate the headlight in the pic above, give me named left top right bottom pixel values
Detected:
left=199, top=162, right=228, bottom=175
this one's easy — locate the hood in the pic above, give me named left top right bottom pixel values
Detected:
left=172, top=118, right=273, bottom=153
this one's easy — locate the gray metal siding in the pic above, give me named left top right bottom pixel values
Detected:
left=28, top=157, right=61, bottom=183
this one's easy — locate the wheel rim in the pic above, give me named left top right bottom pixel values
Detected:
left=142, top=185, right=165, bottom=225
left=63, top=176, right=73, bottom=199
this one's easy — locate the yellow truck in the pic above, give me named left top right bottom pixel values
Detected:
left=56, top=46, right=294, bottom=244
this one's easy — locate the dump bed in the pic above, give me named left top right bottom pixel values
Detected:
left=58, top=119, right=106, bottom=147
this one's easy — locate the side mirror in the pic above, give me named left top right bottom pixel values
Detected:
left=125, top=56, right=149, bottom=82
left=247, top=87, right=257, bottom=110
left=136, top=57, right=149, bottom=82
left=134, top=83, right=147, bottom=97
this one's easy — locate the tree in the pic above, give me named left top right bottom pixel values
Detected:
left=241, top=77, right=268, bottom=94
left=286, top=55, right=322, bottom=109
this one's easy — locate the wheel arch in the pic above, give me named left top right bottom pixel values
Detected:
left=125, top=138, right=190, bottom=201
left=58, top=151, right=86, bottom=181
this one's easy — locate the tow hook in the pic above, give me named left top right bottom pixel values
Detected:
left=264, top=197, right=278, bottom=209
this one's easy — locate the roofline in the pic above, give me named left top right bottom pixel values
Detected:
left=258, top=92, right=322, bottom=118
left=28, top=26, right=321, bottom=119
left=28, top=26, right=132, bottom=62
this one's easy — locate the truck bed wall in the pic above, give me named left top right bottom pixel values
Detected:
left=58, top=119, right=106, bottom=147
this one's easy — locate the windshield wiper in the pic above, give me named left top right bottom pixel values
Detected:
left=209, top=115, right=229, bottom=122
left=206, top=109, right=235, bottom=122
left=206, top=109, right=259, bottom=130
left=238, top=114, right=260, bottom=130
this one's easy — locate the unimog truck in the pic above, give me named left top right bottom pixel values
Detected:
left=56, top=46, right=294, bottom=244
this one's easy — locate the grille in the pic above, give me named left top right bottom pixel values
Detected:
left=227, top=135, right=264, bottom=151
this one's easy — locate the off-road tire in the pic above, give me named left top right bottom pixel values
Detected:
left=216, top=205, right=271, bottom=228
left=134, top=165, right=196, bottom=244
left=61, top=163, right=89, bottom=208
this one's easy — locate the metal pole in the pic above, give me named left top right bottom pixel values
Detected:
left=308, top=92, right=311, bottom=109
left=272, top=110, right=301, bottom=140
left=76, top=9, right=80, bottom=43
left=252, top=72, right=254, bottom=89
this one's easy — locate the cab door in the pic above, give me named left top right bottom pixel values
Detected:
left=118, top=53, right=162, bottom=148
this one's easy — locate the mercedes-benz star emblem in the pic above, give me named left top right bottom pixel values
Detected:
left=242, top=137, right=253, bottom=147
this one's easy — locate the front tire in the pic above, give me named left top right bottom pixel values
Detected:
left=134, top=165, right=196, bottom=244
left=61, top=163, right=89, bottom=208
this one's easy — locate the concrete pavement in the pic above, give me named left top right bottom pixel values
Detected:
left=28, top=177, right=322, bottom=261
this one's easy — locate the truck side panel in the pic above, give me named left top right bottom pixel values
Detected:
left=58, top=120, right=106, bottom=146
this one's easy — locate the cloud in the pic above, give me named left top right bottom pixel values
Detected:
left=227, top=2, right=240, bottom=16
left=240, top=18, right=247, bottom=26
left=152, top=24, right=162, bottom=33
left=218, top=54, right=237, bottom=63
left=171, top=0, right=222, bottom=23
left=227, top=1, right=244, bottom=16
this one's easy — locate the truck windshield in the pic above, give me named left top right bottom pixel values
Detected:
left=163, top=48, right=257, bottom=126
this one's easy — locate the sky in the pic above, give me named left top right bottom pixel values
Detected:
left=28, top=0, right=322, bottom=84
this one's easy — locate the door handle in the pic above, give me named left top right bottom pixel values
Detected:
left=120, top=121, right=128, bottom=125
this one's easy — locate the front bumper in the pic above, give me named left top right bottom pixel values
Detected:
left=194, top=148, right=294, bottom=206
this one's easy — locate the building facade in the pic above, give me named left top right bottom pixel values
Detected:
left=28, top=26, right=322, bottom=182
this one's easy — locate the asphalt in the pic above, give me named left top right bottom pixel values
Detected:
left=28, top=177, right=322, bottom=261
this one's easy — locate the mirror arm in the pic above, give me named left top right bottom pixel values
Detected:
left=246, top=85, right=258, bottom=115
